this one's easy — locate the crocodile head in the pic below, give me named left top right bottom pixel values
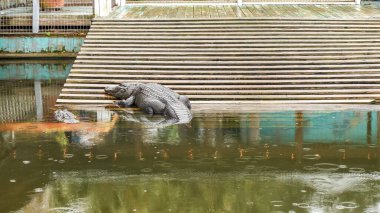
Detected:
left=104, top=83, right=140, bottom=99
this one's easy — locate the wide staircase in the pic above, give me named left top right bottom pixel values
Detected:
left=57, top=18, right=380, bottom=106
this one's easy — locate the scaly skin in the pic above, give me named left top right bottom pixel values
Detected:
left=105, top=83, right=192, bottom=125
left=54, top=109, right=79, bottom=124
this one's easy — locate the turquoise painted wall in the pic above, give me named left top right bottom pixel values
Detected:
left=256, top=111, right=377, bottom=144
left=0, top=37, right=84, bottom=53
left=0, top=63, right=72, bottom=80
left=260, top=112, right=296, bottom=144
left=303, top=111, right=377, bottom=144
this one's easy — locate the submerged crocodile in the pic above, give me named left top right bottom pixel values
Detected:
left=54, top=109, right=79, bottom=124
left=105, top=82, right=192, bottom=125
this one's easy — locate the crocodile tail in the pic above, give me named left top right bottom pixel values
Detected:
left=163, top=103, right=192, bottom=124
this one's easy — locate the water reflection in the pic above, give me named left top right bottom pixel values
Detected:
left=2, top=79, right=380, bottom=212
left=0, top=59, right=72, bottom=123
left=0, top=80, right=65, bottom=123
left=14, top=170, right=380, bottom=213
left=0, top=59, right=72, bottom=80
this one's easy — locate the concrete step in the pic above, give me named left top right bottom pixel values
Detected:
left=57, top=18, right=380, bottom=105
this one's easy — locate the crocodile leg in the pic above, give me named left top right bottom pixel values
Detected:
left=163, top=106, right=176, bottom=119
left=179, top=95, right=191, bottom=109
left=116, top=96, right=135, bottom=107
left=144, top=107, right=154, bottom=115
left=137, top=98, right=166, bottom=115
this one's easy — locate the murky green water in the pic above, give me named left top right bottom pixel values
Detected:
left=2, top=61, right=380, bottom=212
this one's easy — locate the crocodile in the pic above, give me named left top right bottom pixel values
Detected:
left=54, top=109, right=79, bottom=124
left=104, top=82, right=192, bottom=125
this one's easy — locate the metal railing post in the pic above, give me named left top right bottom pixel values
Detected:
left=93, top=0, right=96, bottom=16
left=94, top=0, right=115, bottom=17
left=34, top=80, right=43, bottom=121
left=32, top=0, right=40, bottom=33
left=94, top=0, right=99, bottom=16
left=117, top=0, right=126, bottom=6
